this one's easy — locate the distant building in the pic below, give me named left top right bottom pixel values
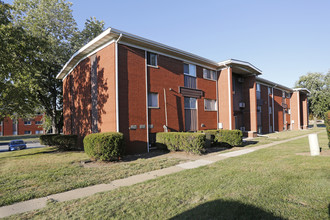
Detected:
left=57, top=27, right=309, bottom=154
left=0, top=114, right=44, bottom=136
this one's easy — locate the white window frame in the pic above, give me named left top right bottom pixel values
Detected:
left=24, top=130, right=31, bottom=135
left=203, top=69, right=216, bottom=81
left=204, top=99, right=217, bottom=111
left=184, top=63, right=196, bottom=77
left=184, top=97, right=197, bottom=109
left=147, top=52, right=158, bottom=67
left=148, top=92, right=159, bottom=108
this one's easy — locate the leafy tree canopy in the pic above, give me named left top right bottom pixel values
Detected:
left=295, top=72, right=330, bottom=119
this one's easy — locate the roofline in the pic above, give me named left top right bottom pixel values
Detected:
left=217, top=59, right=262, bottom=75
left=57, top=27, right=263, bottom=80
left=256, top=77, right=293, bottom=92
left=293, top=88, right=311, bottom=94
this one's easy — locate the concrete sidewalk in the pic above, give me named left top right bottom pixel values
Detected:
left=0, top=132, right=320, bottom=218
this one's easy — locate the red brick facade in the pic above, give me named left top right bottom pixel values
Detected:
left=0, top=115, right=44, bottom=136
left=58, top=28, right=309, bottom=154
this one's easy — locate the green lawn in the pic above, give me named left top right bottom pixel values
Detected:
left=9, top=130, right=329, bottom=219
left=0, top=147, right=183, bottom=206
left=0, top=135, right=41, bottom=143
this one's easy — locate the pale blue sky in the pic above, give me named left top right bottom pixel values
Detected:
left=7, top=0, right=330, bottom=87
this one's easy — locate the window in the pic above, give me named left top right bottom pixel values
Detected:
left=282, top=91, right=285, bottom=98
left=184, top=64, right=197, bottom=89
left=36, top=130, right=44, bottom=134
left=148, top=93, right=158, bottom=108
left=268, top=87, right=272, bottom=95
left=286, top=93, right=291, bottom=98
left=257, top=106, right=262, bottom=113
left=203, top=69, right=216, bottom=80
left=24, top=120, right=31, bottom=125
left=147, top=52, right=157, bottom=67
left=256, top=83, right=261, bottom=92
left=24, top=130, right=31, bottom=135
left=269, top=106, right=272, bottom=114
left=184, top=97, right=197, bottom=109
left=35, top=121, right=42, bottom=125
left=204, top=99, right=217, bottom=111
left=184, top=64, right=196, bottom=77
left=256, top=83, right=261, bottom=100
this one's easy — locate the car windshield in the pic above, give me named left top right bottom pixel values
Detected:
left=11, top=140, right=24, bottom=144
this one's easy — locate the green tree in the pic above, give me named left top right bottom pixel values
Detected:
left=11, top=0, right=78, bottom=133
left=71, top=17, right=105, bottom=53
left=0, top=1, right=44, bottom=119
left=295, top=72, right=330, bottom=127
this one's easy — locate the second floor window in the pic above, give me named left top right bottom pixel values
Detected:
left=184, top=64, right=196, bottom=89
left=147, top=52, right=157, bottom=67
left=256, top=83, right=261, bottom=100
left=203, top=69, right=216, bottom=80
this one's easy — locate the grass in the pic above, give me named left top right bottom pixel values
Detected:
left=0, top=135, right=41, bottom=143
left=241, top=126, right=325, bottom=148
left=0, top=147, right=183, bottom=206
left=8, top=130, right=329, bottom=219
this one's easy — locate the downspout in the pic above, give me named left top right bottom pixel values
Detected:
left=163, top=88, right=168, bottom=132
left=145, top=51, right=149, bottom=152
left=216, top=71, right=219, bottom=129
left=115, top=33, right=122, bottom=132
left=297, top=91, right=300, bottom=130
left=272, top=87, right=275, bottom=132
left=268, top=87, right=270, bottom=132
left=227, top=66, right=232, bottom=130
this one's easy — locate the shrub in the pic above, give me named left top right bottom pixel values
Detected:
left=52, top=135, right=79, bottom=151
left=83, top=132, right=124, bottom=161
left=199, top=129, right=243, bottom=147
left=40, top=134, right=79, bottom=150
left=215, top=129, right=243, bottom=147
left=156, top=132, right=206, bottom=154
left=39, top=134, right=59, bottom=146
left=325, top=111, right=330, bottom=148
left=197, top=130, right=218, bottom=148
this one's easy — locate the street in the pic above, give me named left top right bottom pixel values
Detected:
left=0, top=142, right=45, bottom=153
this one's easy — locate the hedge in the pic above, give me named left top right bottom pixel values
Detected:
left=325, top=111, right=330, bottom=148
left=83, top=132, right=124, bottom=161
left=199, top=129, right=243, bottom=147
left=156, top=132, right=206, bottom=154
left=39, top=134, right=59, bottom=146
left=39, top=134, right=79, bottom=151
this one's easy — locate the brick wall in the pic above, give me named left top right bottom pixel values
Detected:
left=118, top=44, right=147, bottom=154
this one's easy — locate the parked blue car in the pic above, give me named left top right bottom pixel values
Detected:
left=8, top=140, right=27, bottom=151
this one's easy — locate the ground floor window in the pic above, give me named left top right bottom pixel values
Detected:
left=24, top=130, right=31, bottom=135
left=204, top=99, right=217, bottom=111
left=148, top=93, right=158, bottom=108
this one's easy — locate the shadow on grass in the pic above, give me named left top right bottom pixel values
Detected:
left=0, top=148, right=60, bottom=159
left=242, top=140, right=259, bottom=147
left=171, top=199, right=285, bottom=220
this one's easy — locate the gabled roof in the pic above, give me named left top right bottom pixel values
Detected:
left=56, top=27, right=263, bottom=80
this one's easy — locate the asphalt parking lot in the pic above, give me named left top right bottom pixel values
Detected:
left=0, top=142, right=45, bottom=153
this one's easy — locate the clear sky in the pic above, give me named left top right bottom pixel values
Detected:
left=7, top=0, right=330, bottom=88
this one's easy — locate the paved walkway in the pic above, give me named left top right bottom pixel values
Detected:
left=0, top=132, right=321, bottom=218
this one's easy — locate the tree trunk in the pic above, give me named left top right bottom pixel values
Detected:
left=313, top=116, right=317, bottom=128
left=51, top=109, right=57, bottom=134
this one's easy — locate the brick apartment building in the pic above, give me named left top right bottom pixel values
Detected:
left=57, top=28, right=309, bottom=154
left=0, top=115, right=44, bottom=136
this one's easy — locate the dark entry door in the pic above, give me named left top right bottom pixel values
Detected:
left=184, top=97, right=197, bottom=131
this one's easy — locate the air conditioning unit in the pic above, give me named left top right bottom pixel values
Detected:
left=238, top=77, right=244, bottom=83
left=239, top=102, right=245, bottom=108
left=240, top=127, right=245, bottom=132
